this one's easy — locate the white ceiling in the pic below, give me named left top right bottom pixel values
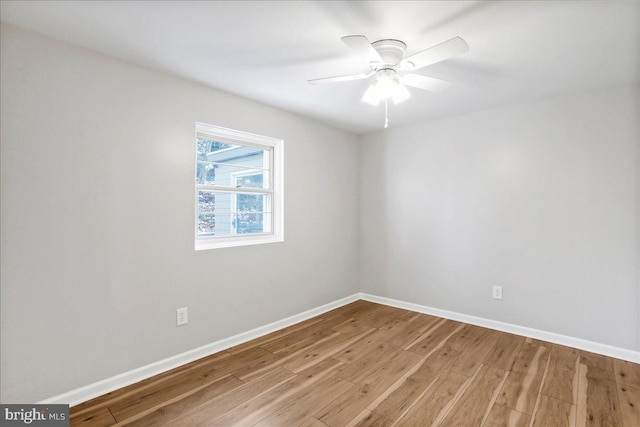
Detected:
left=1, top=1, right=638, bottom=134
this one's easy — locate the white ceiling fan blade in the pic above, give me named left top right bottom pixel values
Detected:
left=341, top=35, right=384, bottom=65
left=308, top=72, right=373, bottom=84
left=402, top=74, right=452, bottom=92
left=400, top=37, right=469, bottom=70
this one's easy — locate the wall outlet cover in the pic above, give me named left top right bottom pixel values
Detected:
left=177, top=307, right=188, bottom=326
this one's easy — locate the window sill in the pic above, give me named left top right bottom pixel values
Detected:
left=195, top=234, right=283, bottom=251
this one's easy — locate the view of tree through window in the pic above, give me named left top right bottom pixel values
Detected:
left=196, top=137, right=231, bottom=234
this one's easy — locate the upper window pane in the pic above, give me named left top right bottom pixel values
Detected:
left=196, top=137, right=270, bottom=189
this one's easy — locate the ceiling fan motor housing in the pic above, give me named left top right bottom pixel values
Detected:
left=371, top=39, right=406, bottom=66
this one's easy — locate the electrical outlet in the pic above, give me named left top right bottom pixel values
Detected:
left=492, top=286, right=503, bottom=300
left=176, top=307, right=188, bottom=326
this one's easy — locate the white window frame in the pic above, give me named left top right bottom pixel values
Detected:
left=195, top=123, right=284, bottom=250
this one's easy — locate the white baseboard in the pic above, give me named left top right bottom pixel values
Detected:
left=360, top=293, right=640, bottom=364
left=39, top=293, right=361, bottom=406
left=40, top=292, right=639, bottom=406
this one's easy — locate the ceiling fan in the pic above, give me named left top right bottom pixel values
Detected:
left=308, top=35, right=469, bottom=109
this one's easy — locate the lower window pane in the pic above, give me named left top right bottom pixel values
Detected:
left=197, top=190, right=271, bottom=237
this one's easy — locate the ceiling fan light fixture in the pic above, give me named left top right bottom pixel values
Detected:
left=375, top=70, right=398, bottom=99
left=362, top=84, right=381, bottom=106
left=361, top=69, right=411, bottom=106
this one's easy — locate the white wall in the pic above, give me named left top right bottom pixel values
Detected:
left=0, top=24, right=359, bottom=403
left=359, top=85, right=639, bottom=352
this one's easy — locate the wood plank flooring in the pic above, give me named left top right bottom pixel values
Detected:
left=70, top=300, right=640, bottom=426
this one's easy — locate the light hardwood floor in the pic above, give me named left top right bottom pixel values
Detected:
left=70, top=300, right=640, bottom=426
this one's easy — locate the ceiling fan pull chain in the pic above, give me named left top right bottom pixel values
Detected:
left=384, top=99, right=389, bottom=129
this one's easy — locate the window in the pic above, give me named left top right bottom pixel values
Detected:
left=195, top=123, right=283, bottom=250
